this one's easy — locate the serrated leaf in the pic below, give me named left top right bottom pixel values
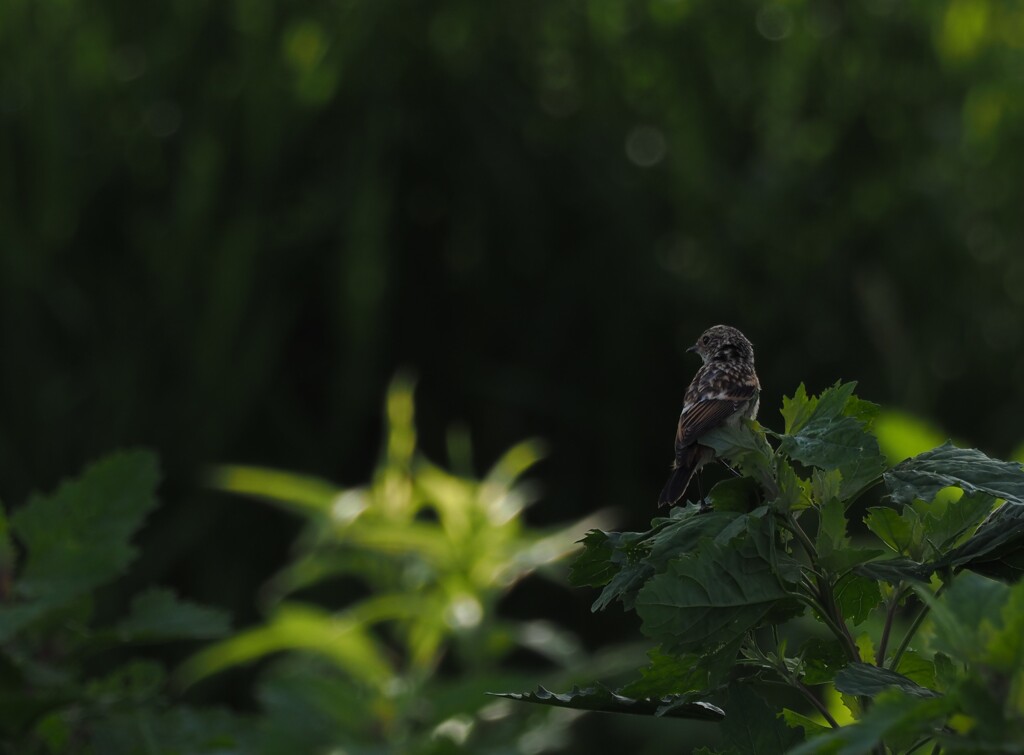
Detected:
left=834, top=662, right=940, bottom=698
left=895, top=651, right=937, bottom=691
left=702, top=422, right=776, bottom=492
left=569, top=530, right=617, bottom=588
left=885, top=442, right=1024, bottom=506
left=619, top=648, right=707, bottom=698
left=853, top=557, right=932, bottom=585
left=931, top=503, right=1024, bottom=575
left=116, top=588, right=230, bottom=641
left=769, top=458, right=810, bottom=512
left=817, top=498, right=884, bottom=572
left=720, top=683, right=803, bottom=754
left=488, top=684, right=724, bottom=720
left=11, top=451, right=159, bottom=602
left=913, top=492, right=994, bottom=554
left=778, top=383, right=887, bottom=499
left=782, top=708, right=831, bottom=737
left=588, top=510, right=741, bottom=612
left=864, top=506, right=921, bottom=557
left=834, top=575, right=882, bottom=626
left=799, top=637, right=846, bottom=685
left=781, top=383, right=816, bottom=435
left=636, top=535, right=793, bottom=655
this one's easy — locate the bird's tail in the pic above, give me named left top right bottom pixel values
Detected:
left=657, top=451, right=699, bottom=508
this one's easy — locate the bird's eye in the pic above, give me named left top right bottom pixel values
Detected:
left=701, top=336, right=710, bottom=345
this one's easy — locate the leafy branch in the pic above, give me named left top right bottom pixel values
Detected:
left=498, top=382, right=1024, bottom=754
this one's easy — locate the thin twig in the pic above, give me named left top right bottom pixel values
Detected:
left=876, top=583, right=903, bottom=666
left=794, top=680, right=840, bottom=729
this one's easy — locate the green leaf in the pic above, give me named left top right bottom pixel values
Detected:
left=816, top=497, right=884, bottom=572
left=116, top=588, right=231, bottom=641
left=778, top=382, right=887, bottom=499
left=569, top=530, right=617, bottom=588
left=719, top=683, right=803, bottom=754
left=702, top=422, right=776, bottom=492
left=916, top=572, right=1009, bottom=665
left=864, top=506, right=921, bottom=557
left=894, top=651, right=938, bottom=691
left=707, top=477, right=761, bottom=514
left=834, top=662, right=940, bottom=698
left=619, top=648, right=707, bottom=698
left=11, top=450, right=159, bottom=602
left=788, top=689, right=950, bottom=755
left=853, top=557, right=932, bottom=585
left=178, top=603, right=393, bottom=688
left=587, top=509, right=741, bottom=612
left=782, top=708, right=831, bottom=737
left=781, top=383, right=816, bottom=435
left=799, top=637, right=846, bottom=685
left=636, top=535, right=793, bottom=655
left=488, top=684, right=725, bottom=720
left=834, top=574, right=882, bottom=626
left=885, top=442, right=1024, bottom=506
left=913, top=492, right=994, bottom=555
left=932, top=503, right=1024, bottom=575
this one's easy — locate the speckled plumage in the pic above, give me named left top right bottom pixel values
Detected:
left=658, top=325, right=760, bottom=508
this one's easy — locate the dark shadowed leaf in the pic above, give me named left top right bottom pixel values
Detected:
left=488, top=684, right=725, bottom=720
left=719, top=683, right=803, bottom=754
left=885, top=442, right=1024, bottom=506
left=834, top=575, right=882, bottom=626
left=931, top=503, right=1024, bottom=577
left=854, top=558, right=932, bottom=585
left=834, top=662, right=940, bottom=698
left=619, top=648, right=707, bottom=698
left=116, top=588, right=231, bottom=641
left=799, top=637, right=846, bottom=685
left=11, top=451, right=159, bottom=602
left=636, top=535, right=793, bottom=655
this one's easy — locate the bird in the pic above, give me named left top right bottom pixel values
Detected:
left=658, top=324, right=761, bottom=508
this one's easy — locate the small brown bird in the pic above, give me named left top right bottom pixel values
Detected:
left=658, top=324, right=761, bottom=508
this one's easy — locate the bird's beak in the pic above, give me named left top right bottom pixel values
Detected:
left=686, top=344, right=698, bottom=354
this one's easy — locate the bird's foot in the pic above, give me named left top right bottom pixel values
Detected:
left=697, top=498, right=714, bottom=514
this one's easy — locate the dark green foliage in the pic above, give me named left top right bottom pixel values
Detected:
left=499, top=384, right=1024, bottom=753
left=0, top=451, right=240, bottom=753
left=488, top=685, right=725, bottom=721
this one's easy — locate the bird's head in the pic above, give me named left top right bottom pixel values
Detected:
left=687, top=324, right=754, bottom=364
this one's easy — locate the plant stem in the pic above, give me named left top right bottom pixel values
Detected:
left=794, top=679, right=840, bottom=729
left=876, top=583, right=903, bottom=666
left=888, top=582, right=948, bottom=670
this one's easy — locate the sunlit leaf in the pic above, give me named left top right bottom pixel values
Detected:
left=178, top=604, right=393, bottom=689
left=207, top=465, right=339, bottom=516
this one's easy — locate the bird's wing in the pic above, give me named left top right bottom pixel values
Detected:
left=674, top=384, right=758, bottom=453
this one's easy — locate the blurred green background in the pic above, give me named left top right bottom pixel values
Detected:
left=2, top=0, right=1023, bottom=749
